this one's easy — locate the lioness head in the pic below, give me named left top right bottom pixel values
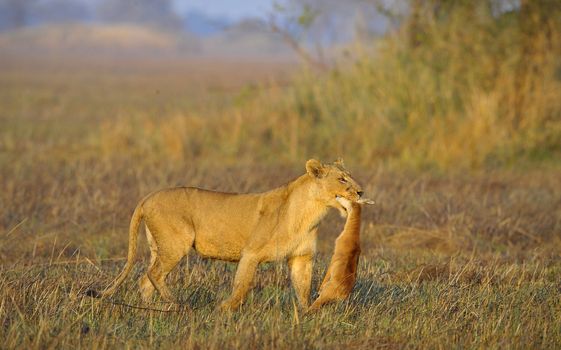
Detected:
left=305, top=158, right=368, bottom=211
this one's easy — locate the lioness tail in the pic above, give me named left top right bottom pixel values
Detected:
left=100, top=203, right=144, bottom=297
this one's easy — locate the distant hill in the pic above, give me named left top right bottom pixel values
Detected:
left=0, top=23, right=202, bottom=57
left=0, top=22, right=294, bottom=60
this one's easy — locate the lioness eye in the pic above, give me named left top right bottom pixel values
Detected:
left=338, top=177, right=347, bottom=184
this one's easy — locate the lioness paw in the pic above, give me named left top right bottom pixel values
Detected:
left=219, top=299, right=241, bottom=311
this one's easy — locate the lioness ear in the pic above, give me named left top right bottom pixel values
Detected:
left=306, top=159, right=326, bottom=178
left=334, top=158, right=345, bottom=168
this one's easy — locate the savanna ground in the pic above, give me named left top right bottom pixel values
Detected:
left=1, top=58, right=559, bottom=350
left=2, top=3, right=561, bottom=348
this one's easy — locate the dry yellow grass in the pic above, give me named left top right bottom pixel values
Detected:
left=1, top=124, right=559, bottom=347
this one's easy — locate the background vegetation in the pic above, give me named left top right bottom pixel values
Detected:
left=1, top=0, right=560, bottom=348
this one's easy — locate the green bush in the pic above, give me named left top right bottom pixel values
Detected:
left=260, top=1, right=561, bottom=169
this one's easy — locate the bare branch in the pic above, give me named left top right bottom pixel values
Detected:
left=269, top=15, right=328, bottom=71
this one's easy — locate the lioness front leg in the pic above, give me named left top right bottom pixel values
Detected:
left=221, top=254, right=259, bottom=311
left=288, top=255, right=312, bottom=309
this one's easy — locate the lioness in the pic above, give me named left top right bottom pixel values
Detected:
left=309, top=197, right=363, bottom=311
left=100, top=159, right=366, bottom=310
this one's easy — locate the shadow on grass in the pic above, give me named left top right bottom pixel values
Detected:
left=180, top=285, right=218, bottom=308
left=350, top=278, right=411, bottom=307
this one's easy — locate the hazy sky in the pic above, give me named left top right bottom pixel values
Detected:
left=172, top=0, right=277, bottom=20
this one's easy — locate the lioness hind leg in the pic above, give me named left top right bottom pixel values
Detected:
left=139, top=226, right=157, bottom=303
left=144, top=219, right=195, bottom=304
left=147, top=254, right=183, bottom=304
left=139, top=274, right=155, bottom=303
